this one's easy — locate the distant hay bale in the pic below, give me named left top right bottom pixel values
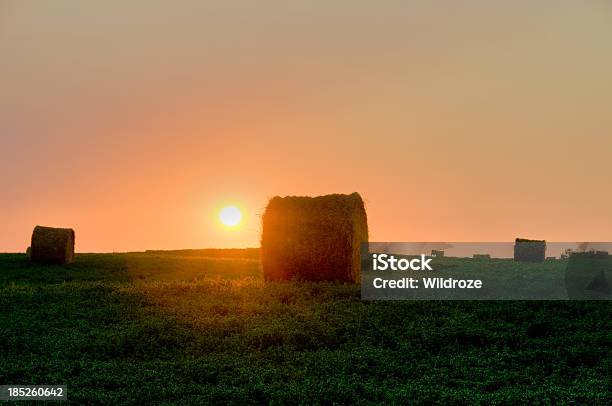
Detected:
left=261, top=193, right=368, bottom=282
left=513, top=238, right=546, bottom=263
left=431, top=249, right=445, bottom=257
left=473, top=254, right=491, bottom=260
left=30, top=225, right=75, bottom=264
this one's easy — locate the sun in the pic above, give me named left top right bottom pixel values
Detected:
left=219, top=205, right=242, bottom=228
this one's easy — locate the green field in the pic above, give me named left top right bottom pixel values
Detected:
left=1, top=251, right=610, bottom=404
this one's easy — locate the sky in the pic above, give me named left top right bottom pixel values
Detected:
left=2, top=1, right=612, bottom=252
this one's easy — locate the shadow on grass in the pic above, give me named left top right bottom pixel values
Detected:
left=0, top=252, right=261, bottom=285
left=0, top=253, right=133, bottom=284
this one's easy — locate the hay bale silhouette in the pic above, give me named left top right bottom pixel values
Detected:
left=514, top=238, right=545, bottom=263
left=30, top=225, right=75, bottom=264
left=261, top=193, right=368, bottom=282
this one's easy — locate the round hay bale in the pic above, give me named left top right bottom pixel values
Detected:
left=30, top=225, right=75, bottom=264
left=261, top=192, right=368, bottom=282
left=513, top=238, right=546, bottom=263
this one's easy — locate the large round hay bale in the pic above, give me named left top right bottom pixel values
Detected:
left=30, top=225, right=75, bottom=264
left=261, top=193, right=368, bottom=282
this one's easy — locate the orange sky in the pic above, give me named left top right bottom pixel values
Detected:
left=2, top=1, right=612, bottom=252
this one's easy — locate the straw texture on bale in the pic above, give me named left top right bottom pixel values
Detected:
left=261, top=193, right=368, bottom=282
left=513, top=238, right=546, bottom=263
left=30, top=225, right=75, bottom=264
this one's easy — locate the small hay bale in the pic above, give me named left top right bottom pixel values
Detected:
left=30, top=225, right=75, bottom=264
left=261, top=192, right=368, bottom=282
left=431, top=249, right=445, bottom=257
left=513, top=238, right=546, bottom=263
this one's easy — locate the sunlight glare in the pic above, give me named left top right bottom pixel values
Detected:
left=219, top=206, right=242, bottom=228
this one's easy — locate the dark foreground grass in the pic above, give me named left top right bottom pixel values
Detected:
left=0, top=252, right=610, bottom=404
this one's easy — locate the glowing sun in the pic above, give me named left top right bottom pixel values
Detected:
left=219, top=205, right=242, bottom=228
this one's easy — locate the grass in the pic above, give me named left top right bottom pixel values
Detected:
left=0, top=251, right=610, bottom=404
